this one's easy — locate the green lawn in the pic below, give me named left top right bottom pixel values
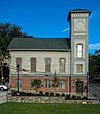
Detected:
left=0, top=102, right=100, bottom=114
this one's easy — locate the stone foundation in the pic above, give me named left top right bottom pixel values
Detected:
left=7, top=95, right=97, bottom=104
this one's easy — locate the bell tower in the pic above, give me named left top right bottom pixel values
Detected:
left=68, top=9, right=91, bottom=95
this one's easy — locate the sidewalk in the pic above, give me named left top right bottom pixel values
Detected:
left=0, top=91, right=7, bottom=104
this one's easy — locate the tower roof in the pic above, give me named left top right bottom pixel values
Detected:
left=67, top=8, right=92, bottom=21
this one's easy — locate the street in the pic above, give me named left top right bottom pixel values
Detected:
left=89, top=80, right=100, bottom=101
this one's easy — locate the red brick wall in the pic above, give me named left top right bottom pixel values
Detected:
left=9, top=76, right=87, bottom=94
left=9, top=76, right=69, bottom=93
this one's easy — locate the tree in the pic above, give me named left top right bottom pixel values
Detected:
left=89, top=51, right=100, bottom=79
left=52, top=74, right=61, bottom=93
left=31, top=79, right=42, bottom=94
left=0, top=22, right=33, bottom=81
left=76, top=79, right=83, bottom=94
left=0, top=22, right=33, bottom=59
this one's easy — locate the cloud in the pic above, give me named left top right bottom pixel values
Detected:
left=62, top=27, right=69, bottom=32
left=89, top=43, right=100, bottom=50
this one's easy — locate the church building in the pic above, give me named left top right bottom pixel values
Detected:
left=8, top=9, right=91, bottom=96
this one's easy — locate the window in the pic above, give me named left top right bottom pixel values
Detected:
left=45, top=80, right=50, bottom=88
left=30, top=58, right=36, bottom=72
left=16, top=80, right=22, bottom=88
left=45, top=58, right=51, bottom=72
left=30, top=80, right=34, bottom=88
left=59, top=58, right=66, bottom=72
left=16, top=57, right=22, bottom=71
left=76, top=64, right=83, bottom=73
left=60, top=80, right=65, bottom=89
left=76, top=44, right=83, bottom=58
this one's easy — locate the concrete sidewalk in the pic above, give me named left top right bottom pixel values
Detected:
left=0, top=91, right=7, bottom=104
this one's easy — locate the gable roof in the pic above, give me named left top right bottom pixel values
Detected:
left=8, top=38, right=70, bottom=51
left=67, top=8, right=91, bottom=21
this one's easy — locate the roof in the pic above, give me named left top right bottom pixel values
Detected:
left=67, top=8, right=92, bottom=21
left=8, top=38, right=70, bottom=51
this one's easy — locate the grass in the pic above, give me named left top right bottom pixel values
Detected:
left=0, top=102, right=100, bottom=114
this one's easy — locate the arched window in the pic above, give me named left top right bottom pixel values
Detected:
left=30, top=57, right=36, bottom=72
left=59, top=58, right=66, bottom=72
left=45, top=58, right=51, bottom=72
left=76, top=44, right=83, bottom=58
left=16, top=57, right=22, bottom=71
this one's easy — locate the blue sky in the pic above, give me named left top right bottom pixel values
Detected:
left=0, top=0, right=100, bottom=53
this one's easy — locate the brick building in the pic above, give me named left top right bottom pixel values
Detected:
left=8, top=9, right=91, bottom=95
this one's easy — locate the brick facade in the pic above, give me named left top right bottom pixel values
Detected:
left=9, top=75, right=87, bottom=95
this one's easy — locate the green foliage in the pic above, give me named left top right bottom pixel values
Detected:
left=65, top=94, right=70, bottom=99
left=0, top=23, right=22, bottom=59
left=52, top=76, right=61, bottom=92
left=89, top=53, right=100, bottom=78
left=39, top=91, right=43, bottom=95
left=76, top=80, right=83, bottom=93
left=31, top=79, right=42, bottom=94
left=61, top=93, right=65, bottom=97
left=56, top=93, right=60, bottom=96
left=45, top=92, right=49, bottom=96
left=31, top=79, right=42, bottom=88
left=72, top=95, right=76, bottom=99
left=50, top=92, right=54, bottom=96
left=0, top=22, right=33, bottom=60
left=76, top=96, right=81, bottom=100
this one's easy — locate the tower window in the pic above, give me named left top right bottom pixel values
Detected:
left=76, top=64, right=83, bottom=73
left=76, top=44, right=83, bottom=58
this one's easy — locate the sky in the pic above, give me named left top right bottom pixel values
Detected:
left=0, top=0, right=100, bottom=53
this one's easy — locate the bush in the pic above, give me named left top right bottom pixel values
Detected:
left=77, top=96, right=81, bottom=100
left=45, top=92, right=49, bottom=96
left=61, top=93, right=65, bottom=97
left=72, top=95, right=76, bottom=99
left=11, top=90, right=17, bottom=96
left=83, top=96, right=88, bottom=99
left=50, top=92, right=54, bottom=96
left=39, top=91, right=43, bottom=95
left=65, top=94, right=70, bottom=99
left=56, top=93, right=60, bottom=96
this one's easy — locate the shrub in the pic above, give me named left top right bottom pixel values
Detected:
left=61, top=93, right=65, bottom=97
left=77, top=96, right=81, bottom=99
left=50, top=92, right=54, bottom=96
left=11, top=90, right=17, bottom=96
left=83, top=96, right=88, bottom=99
left=39, top=91, right=43, bottom=95
left=56, top=93, right=60, bottom=96
left=72, top=95, right=76, bottom=99
left=45, top=92, right=49, bottom=96
left=65, top=94, right=70, bottom=99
